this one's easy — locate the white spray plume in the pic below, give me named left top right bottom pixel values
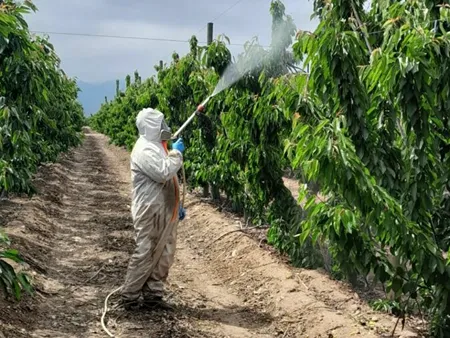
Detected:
left=211, top=42, right=265, bottom=97
left=210, top=13, right=295, bottom=98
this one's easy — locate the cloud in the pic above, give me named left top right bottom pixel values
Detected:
left=25, top=0, right=318, bottom=83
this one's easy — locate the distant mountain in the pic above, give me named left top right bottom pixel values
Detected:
left=76, top=80, right=123, bottom=116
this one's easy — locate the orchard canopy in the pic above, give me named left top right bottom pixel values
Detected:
left=1, top=0, right=450, bottom=336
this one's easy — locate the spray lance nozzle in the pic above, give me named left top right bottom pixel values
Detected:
left=196, top=95, right=211, bottom=114
left=196, top=103, right=205, bottom=113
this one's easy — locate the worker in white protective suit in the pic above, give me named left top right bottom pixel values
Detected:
left=120, top=107, right=186, bottom=308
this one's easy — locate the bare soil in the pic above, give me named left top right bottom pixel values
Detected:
left=0, top=129, right=421, bottom=338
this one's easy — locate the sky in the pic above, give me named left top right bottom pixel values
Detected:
left=24, top=0, right=319, bottom=84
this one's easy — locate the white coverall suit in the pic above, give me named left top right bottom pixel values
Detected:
left=121, top=108, right=183, bottom=302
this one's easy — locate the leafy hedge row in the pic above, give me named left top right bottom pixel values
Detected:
left=90, top=0, right=450, bottom=335
left=0, top=1, right=84, bottom=300
left=289, top=0, right=450, bottom=335
left=0, top=1, right=85, bottom=196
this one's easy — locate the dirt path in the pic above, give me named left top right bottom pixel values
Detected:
left=0, top=129, right=419, bottom=338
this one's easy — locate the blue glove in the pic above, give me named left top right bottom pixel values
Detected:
left=172, top=138, right=185, bottom=153
left=178, top=206, right=186, bottom=221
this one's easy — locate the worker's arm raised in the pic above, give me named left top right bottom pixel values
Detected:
left=134, top=144, right=183, bottom=184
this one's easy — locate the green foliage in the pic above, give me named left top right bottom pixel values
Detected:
left=0, top=0, right=85, bottom=195
left=286, top=0, right=450, bottom=335
left=0, top=1, right=83, bottom=300
left=370, top=298, right=401, bottom=315
left=0, top=231, right=33, bottom=300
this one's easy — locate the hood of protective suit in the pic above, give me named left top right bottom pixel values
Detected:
left=136, top=108, right=171, bottom=142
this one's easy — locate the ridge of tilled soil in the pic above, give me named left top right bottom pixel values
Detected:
left=0, top=129, right=419, bottom=338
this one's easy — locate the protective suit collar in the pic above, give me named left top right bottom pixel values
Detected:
left=136, top=108, right=172, bottom=142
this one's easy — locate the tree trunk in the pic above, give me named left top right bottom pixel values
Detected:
left=211, top=184, right=220, bottom=201
left=202, top=184, right=210, bottom=198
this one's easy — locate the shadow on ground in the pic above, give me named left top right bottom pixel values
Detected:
left=107, top=298, right=273, bottom=337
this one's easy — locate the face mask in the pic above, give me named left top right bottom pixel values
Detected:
left=160, top=119, right=172, bottom=141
